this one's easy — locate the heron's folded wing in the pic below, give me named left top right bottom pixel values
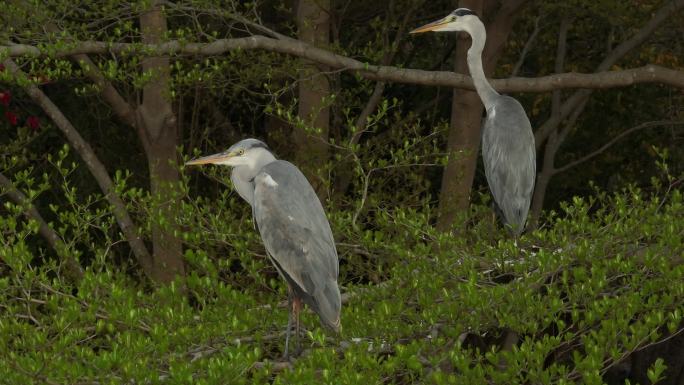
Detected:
left=482, top=97, right=536, bottom=232
left=252, top=160, right=338, bottom=296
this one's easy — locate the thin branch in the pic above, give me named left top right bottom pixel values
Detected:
left=483, top=0, right=532, bottom=71
left=0, top=172, right=84, bottom=281
left=160, top=1, right=292, bottom=41
left=349, top=0, right=413, bottom=146
left=352, top=163, right=441, bottom=227
left=2, top=59, right=155, bottom=281
left=554, top=120, right=684, bottom=174
left=350, top=82, right=386, bottom=146
left=510, top=15, right=541, bottom=77
left=334, top=3, right=417, bottom=195
left=555, top=96, right=589, bottom=151
left=552, top=17, right=571, bottom=118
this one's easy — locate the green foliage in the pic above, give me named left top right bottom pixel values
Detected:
left=2, top=150, right=683, bottom=383
left=1, top=1, right=683, bottom=383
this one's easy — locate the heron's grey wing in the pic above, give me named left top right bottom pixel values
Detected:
left=482, top=96, right=536, bottom=234
left=253, top=160, right=341, bottom=330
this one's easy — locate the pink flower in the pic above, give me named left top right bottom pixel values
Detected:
left=5, top=111, right=18, bottom=125
left=26, top=116, right=40, bottom=130
left=0, top=91, right=10, bottom=106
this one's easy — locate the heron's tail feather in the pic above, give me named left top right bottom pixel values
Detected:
left=313, top=279, right=342, bottom=333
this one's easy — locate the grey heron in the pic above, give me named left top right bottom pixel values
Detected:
left=411, top=8, right=536, bottom=235
left=186, top=138, right=341, bottom=357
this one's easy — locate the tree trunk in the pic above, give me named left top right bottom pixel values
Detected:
left=295, top=0, right=331, bottom=200
left=138, top=1, right=185, bottom=283
left=437, top=90, right=484, bottom=231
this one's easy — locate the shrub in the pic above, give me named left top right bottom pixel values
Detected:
left=1, top=155, right=683, bottom=384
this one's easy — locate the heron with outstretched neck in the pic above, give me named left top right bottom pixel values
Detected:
left=186, top=139, right=341, bottom=358
left=411, top=8, right=536, bottom=235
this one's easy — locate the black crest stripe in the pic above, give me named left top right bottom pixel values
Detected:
left=453, top=8, right=476, bottom=17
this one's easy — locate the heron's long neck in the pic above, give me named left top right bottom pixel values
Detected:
left=231, top=149, right=276, bottom=206
left=465, top=22, right=499, bottom=110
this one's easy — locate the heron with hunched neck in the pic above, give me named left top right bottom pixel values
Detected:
left=186, top=138, right=341, bottom=358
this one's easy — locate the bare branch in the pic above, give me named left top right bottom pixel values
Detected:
left=160, top=0, right=292, bottom=41
left=510, top=15, right=541, bottom=77
left=483, top=0, right=531, bottom=71
left=555, top=97, right=589, bottom=153
left=349, top=0, right=413, bottom=146
left=554, top=121, right=684, bottom=174
left=350, top=81, right=386, bottom=146
left=552, top=17, right=571, bottom=118
left=529, top=17, right=572, bottom=226
left=3, top=40, right=684, bottom=93
left=2, top=59, right=155, bottom=280
left=0, top=172, right=84, bottom=281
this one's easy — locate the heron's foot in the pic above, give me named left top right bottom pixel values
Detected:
left=283, top=328, right=300, bottom=359
left=282, top=343, right=303, bottom=360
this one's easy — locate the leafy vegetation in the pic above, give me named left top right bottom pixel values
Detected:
left=1, top=146, right=683, bottom=383
left=1, top=0, right=683, bottom=383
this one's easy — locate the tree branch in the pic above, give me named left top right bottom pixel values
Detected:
left=43, top=24, right=138, bottom=130
left=2, top=59, right=155, bottom=281
left=529, top=17, right=571, bottom=227
left=3, top=39, right=683, bottom=93
left=534, top=0, right=684, bottom=148
left=350, top=81, right=386, bottom=146
left=554, top=121, right=684, bottom=174
left=349, top=0, right=413, bottom=146
left=510, top=15, right=541, bottom=77
left=483, top=0, right=531, bottom=71
left=160, top=0, right=292, bottom=41
left=554, top=97, right=589, bottom=155
left=552, top=17, right=571, bottom=118
left=0, top=172, right=84, bottom=282
left=334, top=1, right=417, bottom=195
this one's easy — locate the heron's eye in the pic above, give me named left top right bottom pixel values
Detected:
left=238, top=149, right=245, bottom=155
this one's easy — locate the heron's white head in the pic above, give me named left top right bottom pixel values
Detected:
left=410, top=8, right=479, bottom=34
left=185, top=138, right=275, bottom=169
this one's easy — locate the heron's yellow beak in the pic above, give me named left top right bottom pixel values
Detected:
left=185, top=151, right=235, bottom=166
left=410, top=17, right=449, bottom=34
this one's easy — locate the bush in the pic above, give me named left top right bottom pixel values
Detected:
left=1, top=158, right=683, bottom=384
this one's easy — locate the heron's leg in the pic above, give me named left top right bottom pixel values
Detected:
left=284, top=289, right=294, bottom=359
left=293, top=297, right=302, bottom=354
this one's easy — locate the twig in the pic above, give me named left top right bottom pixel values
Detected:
left=554, top=120, right=684, bottom=174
